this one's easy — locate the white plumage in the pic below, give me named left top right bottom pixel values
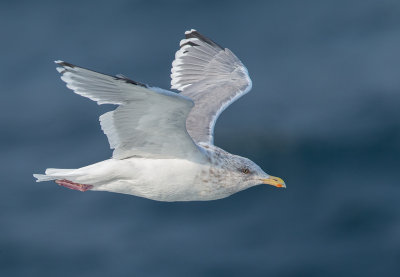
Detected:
left=33, top=29, right=285, bottom=201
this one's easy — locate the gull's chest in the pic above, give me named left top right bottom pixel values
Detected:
left=134, top=158, right=233, bottom=201
left=191, top=164, right=237, bottom=200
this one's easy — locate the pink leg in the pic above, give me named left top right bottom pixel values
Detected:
left=55, top=179, right=93, bottom=192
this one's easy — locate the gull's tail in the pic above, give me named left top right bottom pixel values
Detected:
left=34, top=168, right=94, bottom=192
left=33, top=168, right=77, bottom=182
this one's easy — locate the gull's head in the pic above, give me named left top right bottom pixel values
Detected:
left=226, top=155, right=286, bottom=189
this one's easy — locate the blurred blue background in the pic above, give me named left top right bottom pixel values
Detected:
left=1, top=0, right=400, bottom=276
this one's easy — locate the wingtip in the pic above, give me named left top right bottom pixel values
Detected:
left=184, top=29, right=197, bottom=35
left=183, top=29, right=224, bottom=50
left=54, top=60, right=70, bottom=74
left=54, top=60, right=75, bottom=68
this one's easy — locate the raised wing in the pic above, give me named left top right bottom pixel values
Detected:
left=171, top=29, right=252, bottom=145
left=55, top=61, right=204, bottom=161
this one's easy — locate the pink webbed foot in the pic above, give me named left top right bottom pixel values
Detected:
left=55, top=179, right=93, bottom=192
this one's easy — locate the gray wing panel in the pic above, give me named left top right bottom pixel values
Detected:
left=183, top=80, right=251, bottom=144
left=99, top=92, right=201, bottom=160
left=171, top=30, right=252, bottom=144
left=56, top=61, right=205, bottom=161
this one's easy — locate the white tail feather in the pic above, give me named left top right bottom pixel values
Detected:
left=33, top=174, right=58, bottom=182
left=33, top=168, right=77, bottom=182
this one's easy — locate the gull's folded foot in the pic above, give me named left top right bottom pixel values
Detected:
left=55, top=179, right=93, bottom=192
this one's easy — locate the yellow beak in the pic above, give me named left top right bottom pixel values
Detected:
left=261, top=176, right=286, bottom=188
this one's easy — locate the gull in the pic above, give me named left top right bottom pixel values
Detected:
left=33, top=29, right=285, bottom=201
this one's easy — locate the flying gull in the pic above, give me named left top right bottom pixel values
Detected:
left=33, top=29, right=285, bottom=201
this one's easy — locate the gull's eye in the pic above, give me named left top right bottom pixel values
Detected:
left=241, top=168, right=250, bottom=174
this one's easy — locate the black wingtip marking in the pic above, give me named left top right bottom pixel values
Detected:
left=55, top=61, right=148, bottom=88
left=185, top=30, right=224, bottom=50
left=115, top=75, right=147, bottom=88
left=180, top=41, right=200, bottom=48
left=56, top=61, right=76, bottom=68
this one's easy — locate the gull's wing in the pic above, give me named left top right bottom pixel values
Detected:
left=55, top=61, right=205, bottom=161
left=171, top=29, right=252, bottom=145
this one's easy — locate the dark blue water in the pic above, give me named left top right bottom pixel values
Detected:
left=1, top=0, right=400, bottom=276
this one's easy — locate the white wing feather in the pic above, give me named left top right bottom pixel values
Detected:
left=55, top=61, right=204, bottom=161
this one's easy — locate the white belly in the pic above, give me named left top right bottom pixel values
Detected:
left=76, top=158, right=215, bottom=201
